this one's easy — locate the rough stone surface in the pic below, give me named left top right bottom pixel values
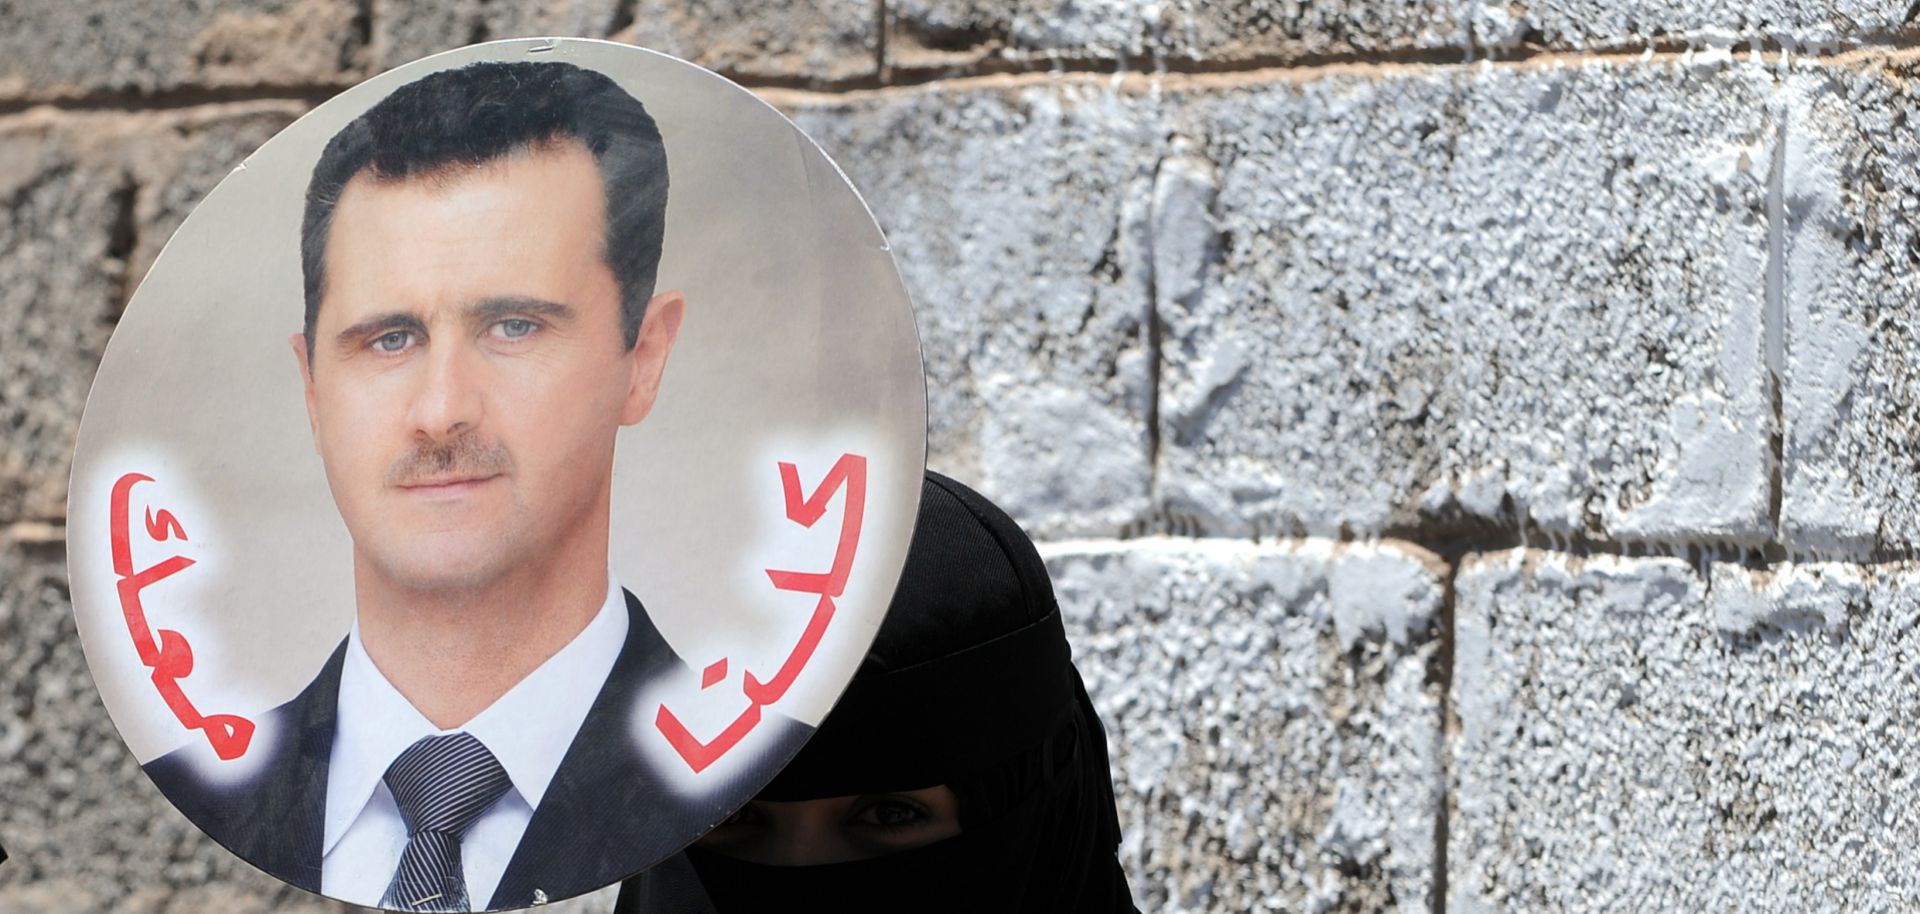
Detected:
left=1470, top=1, right=1910, bottom=51
left=0, top=539, right=340, bottom=911
left=122, top=106, right=310, bottom=289
left=0, top=0, right=877, bottom=99
left=616, top=0, right=878, bottom=83
left=887, top=2, right=1917, bottom=71
left=0, top=117, right=126, bottom=525
left=0, top=104, right=303, bottom=525
left=371, top=0, right=621, bottom=69
left=888, top=1, right=1911, bottom=68
left=1770, top=60, right=1920, bottom=555
left=0, top=0, right=363, bottom=101
left=1046, top=538, right=1444, bottom=914
left=371, top=0, right=878, bottom=83
left=791, top=85, right=1161, bottom=537
left=1159, top=61, right=1779, bottom=542
left=887, top=0, right=1463, bottom=70
left=1452, top=549, right=1920, bottom=912
left=793, top=62, right=1785, bottom=542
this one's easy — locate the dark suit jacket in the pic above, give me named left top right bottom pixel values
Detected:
left=142, top=590, right=803, bottom=910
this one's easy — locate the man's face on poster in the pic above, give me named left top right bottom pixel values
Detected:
left=292, top=140, right=680, bottom=595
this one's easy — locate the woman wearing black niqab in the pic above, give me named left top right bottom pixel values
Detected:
left=619, top=470, right=1139, bottom=913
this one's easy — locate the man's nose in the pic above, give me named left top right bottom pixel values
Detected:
left=407, top=339, right=484, bottom=440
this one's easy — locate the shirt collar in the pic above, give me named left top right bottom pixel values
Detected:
left=322, top=572, right=629, bottom=855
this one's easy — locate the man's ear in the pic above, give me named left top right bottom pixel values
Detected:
left=621, top=290, right=685, bottom=426
left=289, top=333, right=322, bottom=450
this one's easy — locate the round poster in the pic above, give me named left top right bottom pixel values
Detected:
left=66, top=38, right=925, bottom=911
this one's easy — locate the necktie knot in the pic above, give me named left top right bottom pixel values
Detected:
left=379, top=733, right=512, bottom=911
left=383, top=732, right=512, bottom=839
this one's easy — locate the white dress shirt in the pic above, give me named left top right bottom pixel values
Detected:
left=320, top=574, right=630, bottom=909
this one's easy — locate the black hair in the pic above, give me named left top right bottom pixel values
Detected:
left=300, top=60, right=668, bottom=355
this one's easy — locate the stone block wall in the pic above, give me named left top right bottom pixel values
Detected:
left=5, top=2, right=1920, bottom=912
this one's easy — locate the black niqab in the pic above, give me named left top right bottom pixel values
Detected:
left=634, top=471, right=1138, bottom=913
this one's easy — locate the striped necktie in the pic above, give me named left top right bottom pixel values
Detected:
left=378, top=732, right=513, bottom=912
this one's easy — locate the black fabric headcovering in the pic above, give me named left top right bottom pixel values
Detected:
left=758, top=472, right=1076, bottom=799
left=690, top=471, right=1138, bottom=913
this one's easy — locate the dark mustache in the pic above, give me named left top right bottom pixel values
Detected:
left=385, top=433, right=513, bottom=487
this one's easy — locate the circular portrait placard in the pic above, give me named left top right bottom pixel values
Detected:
left=67, top=38, right=925, bottom=911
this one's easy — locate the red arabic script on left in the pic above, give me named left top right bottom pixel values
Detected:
left=110, top=472, right=254, bottom=760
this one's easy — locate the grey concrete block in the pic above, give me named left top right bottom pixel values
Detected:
left=887, top=0, right=1464, bottom=71
left=0, top=104, right=302, bottom=524
left=1471, top=1, right=1908, bottom=51
left=371, top=0, right=622, bottom=70
left=1452, top=550, right=1920, bottom=912
left=0, top=116, right=126, bottom=524
left=0, top=540, right=351, bottom=911
left=1769, top=63, right=1920, bottom=555
left=617, top=0, right=878, bottom=83
left=791, top=64, right=1780, bottom=540
left=125, top=105, right=309, bottom=287
left=0, top=0, right=363, bottom=101
left=887, top=0, right=1906, bottom=68
left=1159, top=62, right=1779, bottom=542
left=1047, top=538, right=1444, bottom=914
left=789, top=85, right=1161, bottom=537
left=372, top=0, right=878, bottom=83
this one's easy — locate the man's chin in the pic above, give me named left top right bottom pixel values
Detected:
left=363, top=541, right=517, bottom=597
left=390, top=567, right=505, bottom=596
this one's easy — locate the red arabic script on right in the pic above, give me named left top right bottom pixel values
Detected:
left=654, top=453, right=867, bottom=773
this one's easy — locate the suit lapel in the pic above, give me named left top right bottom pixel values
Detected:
left=230, top=639, right=345, bottom=892
left=489, top=590, right=687, bottom=908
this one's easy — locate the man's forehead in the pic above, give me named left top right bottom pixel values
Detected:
left=354, top=134, right=595, bottom=192
left=315, top=140, right=616, bottom=332
left=322, top=141, right=609, bottom=259
left=336, top=136, right=602, bottom=210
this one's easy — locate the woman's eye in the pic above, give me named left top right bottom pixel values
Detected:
left=850, top=797, right=930, bottom=829
left=715, top=804, right=767, bottom=829
left=493, top=318, right=537, bottom=339
left=372, top=330, right=413, bottom=353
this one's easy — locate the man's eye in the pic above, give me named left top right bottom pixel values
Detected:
left=372, top=330, right=413, bottom=353
left=849, top=797, right=929, bottom=829
left=493, top=318, right=537, bottom=339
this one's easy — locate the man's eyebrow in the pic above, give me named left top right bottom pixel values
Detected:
left=334, top=313, right=427, bottom=352
left=465, top=296, right=577, bottom=322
